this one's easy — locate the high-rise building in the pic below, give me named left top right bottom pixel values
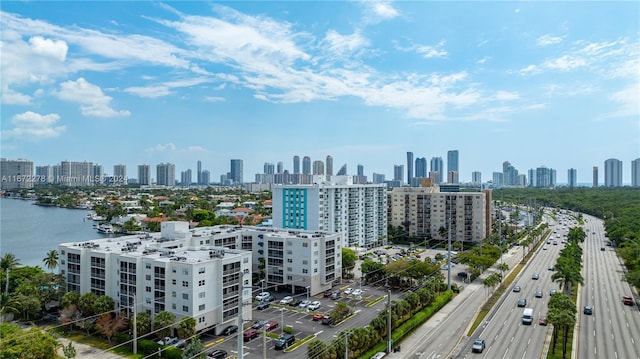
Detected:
left=264, top=162, right=275, bottom=174
left=393, top=165, right=404, bottom=182
left=181, top=169, right=192, bottom=185
left=447, top=171, right=459, bottom=184
left=312, top=160, right=325, bottom=175
left=113, top=164, right=127, bottom=185
left=415, top=157, right=427, bottom=178
left=372, top=173, right=386, bottom=184
left=326, top=155, right=333, bottom=176
left=533, top=166, right=555, bottom=188
left=503, top=161, right=519, bottom=187
left=156, top=163, right=176, bottom=186
left=472, top=171, right=482, bottom=185
left=197, top=160, right=202, bottom=185
left=277, top=162, right=284, bottom=174
left=272, top=176, right=387, bottom=248
left=138, top=164, right=151, bottom=185
left=201, top=170, right=210, bottom=185
left=93, top=164, right=104, bottom=185
left=0, top=158, right=34, bottom=190
left=230, top=159, right=243, bottom=184
left=357, top=164, right=364, bottom=176
left=60, top=161, right=94, bottom=187
left=493, top=172, right=504, bottom=188
left=592, top=166, right=599, bottom=187
left=430, top=157, right=443, bottom=184
left=632, top=158, right=640, bottom=187
left=604, top=158, right=622, bottom=187
left=406, top=152, right=414, bottom=185
left=336, top=164, right=347, bottom=176
left=293, top=156, right=300, bottom=174
left=567, top=168, right=577, bottom=188
left=447, top=150, right=459, bottom=183
left=36, top=165, right=53, bottom=184
left=302, top=156, right=311, bottom=175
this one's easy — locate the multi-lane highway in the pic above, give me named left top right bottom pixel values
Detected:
left=578, top=214, right=640, bottom=359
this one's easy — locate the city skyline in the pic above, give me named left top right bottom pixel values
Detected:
left=1, top=2, right=638, bottom=184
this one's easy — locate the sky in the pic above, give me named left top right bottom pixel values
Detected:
left=1, top=1, right=639, bottom=185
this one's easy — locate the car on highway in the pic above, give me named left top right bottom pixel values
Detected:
left=243, top=329, right=259, bottom=341
left=513, top=285, right=521, bottom=292
left=539, top=316, right=547, bottom=326
left=279, top=296, right=293, bottom=305
left=518, top=298, right=527, bottom=307
left=532, top=273, right=540, bottom=280
left=550, top=289, right=557, bottom=295
left=264, top=320, right=279, bottom=331
left=548, top=265, right=555, bottom=271
left=583, top=306, right=593, bottom=315
left=308, top=301, right=321, bottom=311
left=535, top=290, right=543, bottom=298
left=471, top=338, right=486, bottom=353
left=255, top=291, right=270, bottom=301
left=543, top=245, right=548, bottom=250
left=623, top=295, right=634, bottom=305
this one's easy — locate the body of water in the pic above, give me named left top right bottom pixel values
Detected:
left=0, top=198, right=114, bottom=268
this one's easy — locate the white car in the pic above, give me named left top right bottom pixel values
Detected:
left=279, top=296, right=293, bottom=305
left=307, top=301, right=321, bottom=311
left=351, top=289, right=363, bottom=297
left=299, top=300, right=311, bottom=308
left=255, top=291, right=270, bottom=301
left=344, top=288, right=353, bottom=295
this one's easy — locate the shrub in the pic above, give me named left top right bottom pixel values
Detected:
left=283, top=325, right=293, bottom=334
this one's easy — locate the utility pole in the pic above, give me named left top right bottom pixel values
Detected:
left=447, top=196, right=452, bottom=291
left=387, top=289, right=392, bottom=353
left=262, top=279, right=266, bottom=359
left=345, top=331, right=349, bottom=359
left=133, top=297, right=137, bottom=354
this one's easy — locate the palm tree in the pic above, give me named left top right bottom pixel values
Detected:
left=43, top=250, right=59, bottom=273
left=1, top=253, right=21, bottom=295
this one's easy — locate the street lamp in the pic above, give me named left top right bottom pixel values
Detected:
left=280, top=307, right=285, bottom=335
left=261, top=279, right=266, bottom=359
left=306, top=286, right=310, bottom=311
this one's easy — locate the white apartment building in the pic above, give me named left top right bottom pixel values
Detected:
left=388, top=186, right=491, bottom=243
left=58, top=222, right=341, bottom=333
left=0, top=158, right=34, bottom=190
left=271, top=175, right=388, bottom=249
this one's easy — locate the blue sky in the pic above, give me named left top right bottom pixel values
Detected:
left=1, top=1, right=639, bottom=184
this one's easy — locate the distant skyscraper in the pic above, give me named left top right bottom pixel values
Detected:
left=264, top=162, right=275, bottom=174
left=534, top=166, right=554, bottom=188
left=406, top=152, right=414, bottom=185
left=201, top=170, right=210, bottom=185
left=93, top=164, right=104, bottom=185
left=415, top=157, right=427, bottom=178
left=302, top=156, right=311, bottom=175
left=503, top=161, right=519, bottom=187
left=372, top=173, right=385, bottom=184
left=181, top=169, right=192, bottom=185
left=156, top=163, right=176, bottom=186
left=230, top=159, right=243, bottom=183
left=197, top=160, right=202, bottom=184
left=336, top=164, right=347, bottom=176
left=592, top=166, right=598, bottom=187
left=357, top=164, right=364, bottom=176
left=604, top=158, right=622, bottom=187
left=472, top=171, right=482, bottom=185
left=312, top=160, right=325, bottom=175
left=448, top=171, right=459, bottom=184
left=447, top=150, right=459, bottom=183
left=430, top=157, right=443, bottom=184
left=277, top=162, right=284, bottom=174
left=393, top=165, right=404, bottom=182
left=60, top=161, right=94, bottom=187
left=293, top=156, right=300, bottom=174
left=138, top=164, right=151, bottom=185
left=36, top=165, right=53, bottom=184
left=113, top=164, right=127, bottom=185
left=632, top=159, right=640, bottom=187
left=326, top=155, right=333, bottom=176
left=493, top=172, right=504, bottom=188
left=0, top=158, right=34, bottom=190
left=568, top=168, right=577, bottom=188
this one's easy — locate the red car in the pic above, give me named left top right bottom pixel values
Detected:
left=623, top=295, right=634, bottom=306
left=312, top=313, right=326, bottom=321
left=539, top=317, right=547, bottom=326
left=264, top=320, right=279, bottom=331
left=243, top=329, right=259, bottom=341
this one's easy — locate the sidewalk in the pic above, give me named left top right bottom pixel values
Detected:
left=56, top=338, right=127, bottom=359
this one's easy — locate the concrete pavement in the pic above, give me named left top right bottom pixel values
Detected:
left=56, top=337, right=128, bottom=359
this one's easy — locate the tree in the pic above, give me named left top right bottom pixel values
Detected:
left=61, top=291, right=80, bottom=309
left=95, top=312, right=127, bottom=343
left=342, top=248, right=357, bottom=279
left=133, top=312, right=152, bottom=337
left=94, top=295, right=115, bottom=315
left=62, top=341, right=77, bottom=359
left=77, top=292, right=98, bottom=316
left=182, top=337, right=206, bottom=359
left=0, top=323, right=58, bottom=359
left=153, top=311, right=176, bottom=339
left=176, top=316, right=196, bottom=339
left=42, top=250, right=59, bottom=273
left=1, top=253, right=20, bottom=295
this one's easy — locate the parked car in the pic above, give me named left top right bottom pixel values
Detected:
left=252, top=320, right=267, bottom=329
left=255, top=292, right=270, bottom=301
left=312, top=313, right=326, bottom=321
left=221, top=325, right=238, bottom=336
left=207, top=349, right=228, bottom=359
left=343, top=288, right=353, bottom=295
left=157, top=337, right=178, bottom=346
left=290, top=298, right=302, bottom=307
left=323, top=289, right=333, bottom=297
left=256, top=301, right=270, bottom=310
left=457, top=271, right=469, bottom=279
left=243, top=329, right=259, bottom=341
left=279, top=296, right=293, bottom=305
left=308, top=301, right=321, bottom=311
left=264, top=320, right=279, bottom=331
left=172, top=339, right=186, bottom=348
left=351, top=289, right=363, bottom=297
left=471, top=338, right=485, bottom=353
left=299, top=300, right=311, bottom=308
left=583, top=306, right=593, bottom=315
left=322, top=316, right=333, bottom=325
left=623, top=295, right=634, bottom=305
left=274, top=334, right=295, bottom=350
left=331, top=291, right=340, bottom=300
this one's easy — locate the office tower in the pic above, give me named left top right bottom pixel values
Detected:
left=272, top=178, right=387, bottom=248
left=373, top=173, right=385, bottom=184
left=393, top=165, right=404, bottom=182
left=492, top=172, right=504, bottom=188
left=528, top=169, right=536, bottom=187
left=113, top=164, right=127, bottom=185
left=357, top=164, right=364, bottom=176
left=592, top=166, right=599, bottom=187
left=389, top=186, right=489, bottom=242
left=406, top=152, right=414, bottom=185
left=302, top=156, right=311, bottom=175
left=230, top=159, right=243, bottom=184
left=503, top=161, right=519, bottom=187
left=604, top=158, right=623, bottom=187
left=138, top=165, right=151, bottom=185
left=632, top=158, right=640, bottom=187
left=264, top=162, right=275, bottom=174
left=36, top=165, right=53, bottom=184
left=181, top=169, right=192, bottom=185
left=326, top=155, right=333, bottom=176
left=0, top=158, right=34, bottom=189
left=93, top=164, right=104, bottom=185
left=415, top=157, right=427, bottom=178
left=293, top=156, right=300, bottom=174
left=517, top=174, right=527, bottom=187
left=472, top=171, right=482, bottom=185
left=568, top=168, right=577, bottom=188
left=447, top=150, right=459, bottom=183
left=59, top=161, right=94, bottom=187
left=156, top=163, right=176, bottom=186
left=312, top=160, right=325, bottom=175
left=197, top=160, right=202, bottom=184
left=430, top=157, right=443, bottom=184
left=277, top=162, right=283, bottom=174
left=336, top=164, right=347, bottom=176
left=201, top=170, right=210, bottom=185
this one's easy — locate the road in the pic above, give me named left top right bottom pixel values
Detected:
left=578, top=214, right=640, bottom=359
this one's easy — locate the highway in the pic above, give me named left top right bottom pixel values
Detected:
left=578, top=214, right=640, bottom=359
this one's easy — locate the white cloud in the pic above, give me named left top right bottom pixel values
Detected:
left=323, top=30, right=369, bottom=58
left=361, top=1, right=399, bottom=24
left=536, top=34, right=563, bottom=46
left=55, top=78, right=131, bottom=117
left=204, top=96, right=225, bottom=102
left=145, top=143, right=177, bottom=153
left=493, top=91, right=520, bottom=101
left=1, top=88, right=32, bottom=105
left=124, top=86, right=172, bottom=98
left=395, top=41, right=448, bottom=59
left=2, top=111, right=66, bottom=140
left=543, top=55, right=586, bottom=71
left=185, top=146, right=206, bottom=153
left=608, top=83, right=639, bottom=118
left=28, top=36, right=68, bottom=61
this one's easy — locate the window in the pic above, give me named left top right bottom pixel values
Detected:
left=314, top=268, right=318, bottom=273
left=303, top=243, right=308, bottom=247
left=198, top=267, right=205, bottom=274
left=182, top=269, right=189, bottom=275
left=198, top=280, right=205, bottom=286
left=172, top=279, right=176, bottom=285
left=287, top=258, right=292, bottom=263
left=145, top=286, right=151, bottom=292
left=287, top=267, right=292, bottom=272
left=199, top=292, right=205, bottom=298
left=199, top=304, right=205, bottom=311
left=172, top=303, right=176, bottom=309
left=198, top=317, right=205, bottom=323
left=145, top=274, right=151, bottom=281
left=172, top=267, right=177, bottom=273
left=183, top=293, right=189, bottom=300
left=183, top=281, right=189, bottom=287
left=145, top=263, right=151, bottom=269
left=172, top=291, right=176, bottom=297
left=182, top=306, right=189, bottom=312
left=302, top=260, right=308, bottom=265
left=243, top=257, right=249, bottom=263
left=303, top=269, right=308, bottom=274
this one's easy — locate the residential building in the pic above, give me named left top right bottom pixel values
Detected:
left=372, top=173, right=386, bottom=184
left=592, top=166, right=599, bottom=187
left=312, top=160, right=324, bottom=175
left=230, top=159, right=243, bottom=184
left=60, top=161, right=94, bottom=187
left=447, top=150, right=459, bottom=183
left=201, top=170, right=210, bottom=185
left=0, top=158, right=34, bottom=190
left=492, top=172, right=504, bottom=188
left=113, top=164, right=127, bottom=185
left=532, top=166, right=555, bottom=188
left=472, top=171, right=482, bottom=186
left=393, top=165, right=404, bottom=182
left=388, top=186, right=490, bottom=243
left=138, top=165, right=151, bottom=186
left=336, top=164, right=347, bottom=176
left=632, top=158, right=640, bottom=187
left=447, top=171, right=459, bottom=184
left=430, top=157, right=443, bottom=184
left=604, top=158, right=623, bottom=187
left=415, top=157, right=427, bottom=179
left=181, top=169, right=192, bottom=186
left=272, top=176, right=388, bottom=248
left=407, top=152, right=414, bottom=185
left=293, top=156, right=300, bottom=174
left=326, top=155, right=333, bottom=176
left=302, top=156, right=311, bottom=175
left=156, top=163, right=176, bottom=186
left=93, top=164, right=104, bottom=186
left=36, top=165, right=54, bottom=184
left=567, top=168, right=577, bottom=188
left=197, top=160, right=202, bottom=185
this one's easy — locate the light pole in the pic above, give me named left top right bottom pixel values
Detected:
left=261, top=279, right=266, bottom=359
left=306, top=286, right=310, bottom=311
left=280, top=307, right=285, bottom=335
